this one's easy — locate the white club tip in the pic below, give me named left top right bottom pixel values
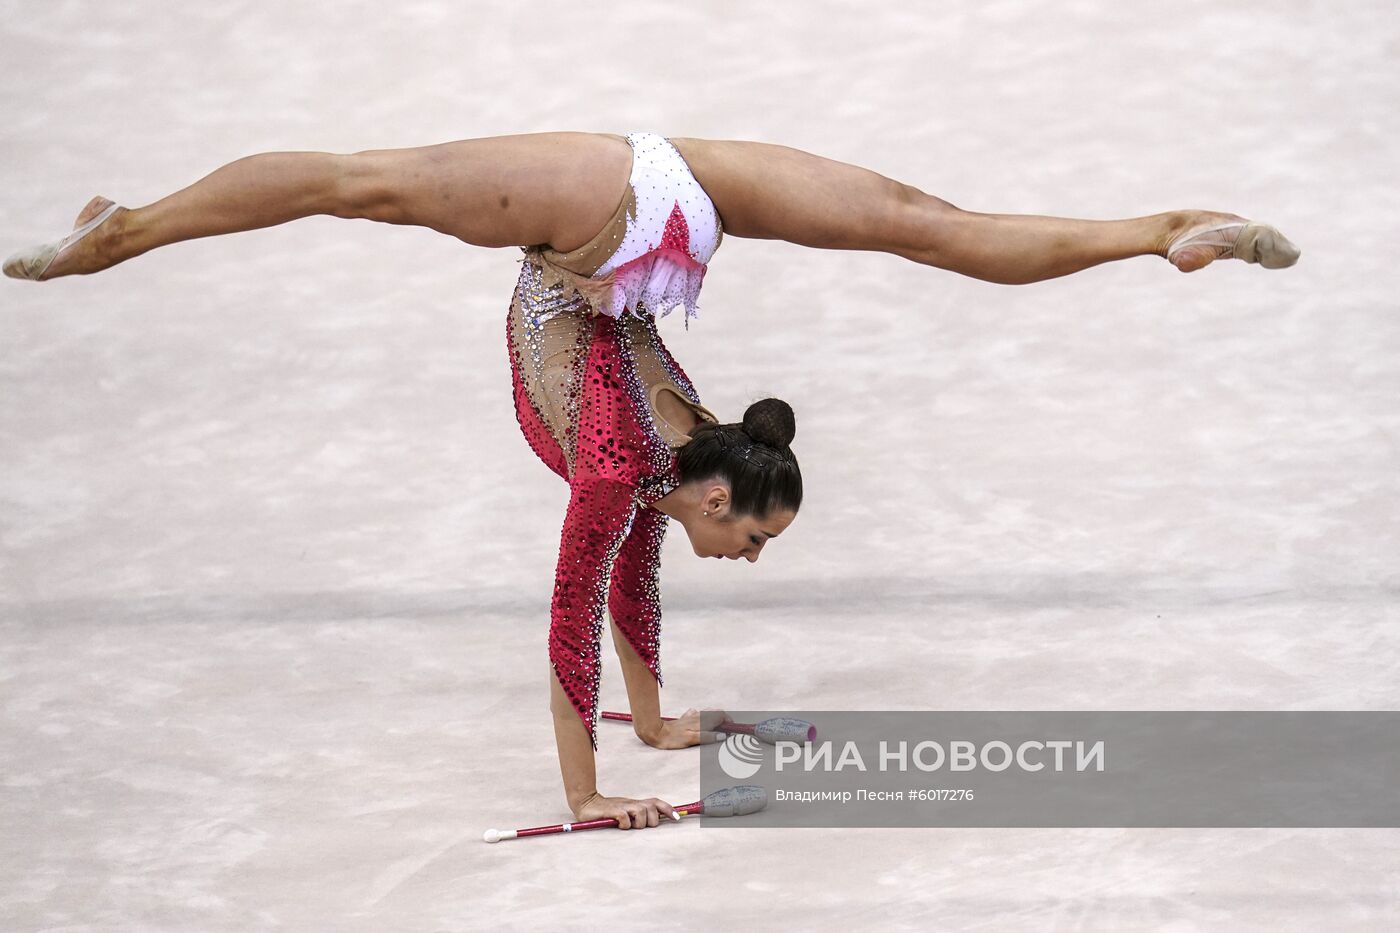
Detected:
left=671, top=810, right=681, bottom=821
left=483, top=828, right=501, bottom=843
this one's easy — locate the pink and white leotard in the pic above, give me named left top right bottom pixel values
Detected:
left=517, top=131, right=724, bottom=330
left=505, top=131, right=725, bottom=750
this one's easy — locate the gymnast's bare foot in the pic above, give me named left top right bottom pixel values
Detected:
left=1160, top=209, right=1301, bottom=273
left=41, top=196, right=127, bottom=279
left=3, top=196, right=128, bottom=281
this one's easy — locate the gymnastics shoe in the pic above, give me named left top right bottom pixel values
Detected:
left=1165, top=214, right=1300, bottom=272
left=4, top=201, right=122, bottom=281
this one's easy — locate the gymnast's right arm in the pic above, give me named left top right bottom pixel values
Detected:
left=546, top=476, right=678, bottom=829
left=549, top=668, right=605, bottom=813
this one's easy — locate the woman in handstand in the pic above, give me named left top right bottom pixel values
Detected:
left=4, top=130, right=1300, bottom=830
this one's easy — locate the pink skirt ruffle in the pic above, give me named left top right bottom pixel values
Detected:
left=522, top=246, right=708, bottom=330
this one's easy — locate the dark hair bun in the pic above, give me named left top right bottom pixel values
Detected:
left=742, top=397, right=796, bottom=449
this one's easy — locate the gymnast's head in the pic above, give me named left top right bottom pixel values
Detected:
left=669, top=397, right=802, bottom=563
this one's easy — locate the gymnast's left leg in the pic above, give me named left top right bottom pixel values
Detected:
left=670, top=137, right=1299, bottom=283
left=2, top=132, right=633, bottom=281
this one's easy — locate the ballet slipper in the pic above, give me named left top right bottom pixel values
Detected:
left=3, top=202, right=122, bottom=281
left=1166, top=216, right=1301, bottom=271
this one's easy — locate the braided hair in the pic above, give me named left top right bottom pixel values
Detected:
left=676, top=397, right=802, bottom=518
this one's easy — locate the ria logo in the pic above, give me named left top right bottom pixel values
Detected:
left=717, top=733, right=766, bottom=779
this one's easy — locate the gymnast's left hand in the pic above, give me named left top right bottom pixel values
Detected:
left=646, top=707, right=733, bottom=749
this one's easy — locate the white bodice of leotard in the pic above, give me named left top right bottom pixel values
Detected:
left=593, top=132, right=722, bottom=326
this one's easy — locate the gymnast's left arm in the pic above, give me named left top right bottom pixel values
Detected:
left=611, top=625, right=730, bottom=748
left=606, top=502, right=669, bottom=745
left=610, top=614, right=666, bottom=745
left=608, top=506, right=733, bottom=749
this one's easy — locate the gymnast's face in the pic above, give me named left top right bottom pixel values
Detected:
left=687, top=483, right=797, bottom=563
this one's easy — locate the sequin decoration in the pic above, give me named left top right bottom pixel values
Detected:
left=607, top=501, right=668, bottom=685
left=547, top=476, right=638, bottom=751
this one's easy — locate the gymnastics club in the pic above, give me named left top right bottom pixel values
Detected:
left=482, top=785, right=767, bottom=843
left=601, top=710, right=817, bottom=744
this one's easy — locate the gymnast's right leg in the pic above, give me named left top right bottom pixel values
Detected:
left=4, top=132, right=633, bottom=281
left=670, top=137, right=1299, bottom=283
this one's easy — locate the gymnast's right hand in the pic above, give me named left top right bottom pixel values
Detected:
left=573, top=792, right=678, bottom=829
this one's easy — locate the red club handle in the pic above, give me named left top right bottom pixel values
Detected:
left=600, top=710, right=754, bottom=735
left=484, top=801, right=705, bottom=842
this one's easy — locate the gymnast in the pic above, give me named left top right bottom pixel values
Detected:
left=4, top=129, right=1300, bottom=830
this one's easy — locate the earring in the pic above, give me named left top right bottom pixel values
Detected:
left=703, top=511, right=709, bottom=516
